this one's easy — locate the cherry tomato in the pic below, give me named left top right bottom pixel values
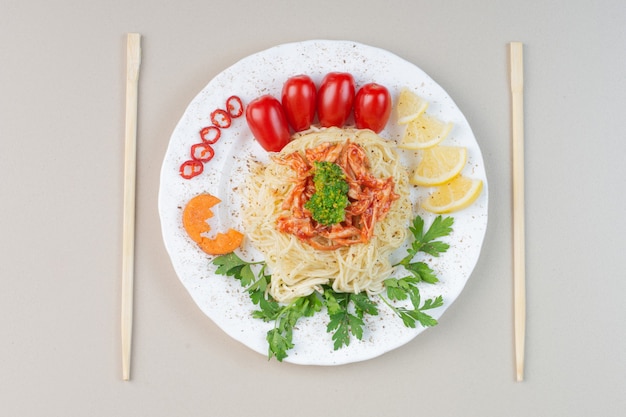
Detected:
left=354, top=83, right=392, bottom=133
left=245, top=95, right=291, bottom=152
left=281, top=75, right=317, bottom=132
left=317, top=72, right=355, bottom=128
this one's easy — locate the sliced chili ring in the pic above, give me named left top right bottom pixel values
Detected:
left=210, top=109, right=232, bottom=128
left=200, top=126, right=221, bottom=144
left=190, top=142, right=215, bottom=162
left=179, top=159, right=204, bottom=179
left=226, top=95, right=244, bottom=118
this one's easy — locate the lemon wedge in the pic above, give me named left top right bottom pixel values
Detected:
left=398, top=113, right=453, bottom=150
left=421, top=175, right=483, bottom=213
left=410, top=145, right=467, bottom=186
left=396, top=88, right=429, bottom=124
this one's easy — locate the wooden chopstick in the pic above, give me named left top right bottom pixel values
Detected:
left=121, top=33, right=141, bottom=381
left=509, top=41, right=526, bottom=382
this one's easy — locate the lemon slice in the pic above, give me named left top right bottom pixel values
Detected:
left=421, top=175, right=483, bottom=213
left=396, top=88, right=428, bottom=124
left=410, top=146, right=467, bottom=186
left=398, top=113, right=453, bottom=150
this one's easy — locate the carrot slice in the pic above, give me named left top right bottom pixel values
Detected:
left=197, top=229, right=244, bottom=255
left=182, top=193, right=243, bottom=255
left=182, top=194, right=220, bottom=243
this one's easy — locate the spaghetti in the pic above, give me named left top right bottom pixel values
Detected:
left=242, top=127, right=412, bottom=303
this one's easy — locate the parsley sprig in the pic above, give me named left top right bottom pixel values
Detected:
left=213, top=252, right=322, bottom=361
left=323, top=288, right=378, bottom=350
left=212, top=215, right=454, bottom=361
left=396, top=215, right=454, bottom=282
left=258, top=294, right=322, bottom=361
left=381, top=215, right=454, bottom=328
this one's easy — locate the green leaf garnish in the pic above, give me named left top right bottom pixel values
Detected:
left=381, top=215, right=454, bottom=328
left=212, top=215, right=454, bottom=361
left=322, top=288, right=379, bottom=350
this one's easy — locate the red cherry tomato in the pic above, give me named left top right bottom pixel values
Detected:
left=354, top=83, right=392, bottom=133
left=317, top=72, right=355, bottom=128
left=245, top=95, right=291, bottom=152
left=281, top=75, right=317, bottom=132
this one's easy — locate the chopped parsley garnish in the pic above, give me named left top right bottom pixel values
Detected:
left=212, top=215, right=454, bottom=361
left=304, top=161, right=349, bottom=225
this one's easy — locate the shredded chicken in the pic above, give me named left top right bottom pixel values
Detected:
left=273, top=141, right=399, bottom=250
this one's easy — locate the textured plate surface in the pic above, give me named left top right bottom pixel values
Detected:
left=158, top=40, right=488, bottom=365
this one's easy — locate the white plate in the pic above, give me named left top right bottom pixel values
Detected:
left=158, top=40, right=488, bottom=365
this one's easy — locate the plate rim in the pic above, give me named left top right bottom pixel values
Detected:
left=158, top=39, right=489, bottom=365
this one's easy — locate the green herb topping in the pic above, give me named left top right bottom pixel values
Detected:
left=212, top=215, right=454, bottom=361
left=304, top=161, right=349, bottom=225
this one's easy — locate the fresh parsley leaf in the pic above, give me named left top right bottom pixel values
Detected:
left=404, top=293, right=444, bottom=328
left=213, top=252, right=249, bottom=277
left=264, top=293, right=323, bottom=361
left=394, top=307, right=437, bottom=328
left=246, top=266, right=268, bottom=294
left=300, top=293, right=324, bottom=317
left=251, top=294, right=281, bottom=321
left=383, top=278, right=407, bottom=301
left=347, top=314, right=366, bottom=341
left=324, top=289, right=351, bottom=349
left=422, top=295, right=444, bottom=311
left=381, top=215, right=453, bottom=330
left=351, top=292, right=379, bottom=317
left=326, top=312, right=350, bottom=350
left=381, top=288, right=444, bottom=329
left=212, top=214, right=454, bottom=361
left=413, top=311, right=438, bottom=327
left=214, top=253, right=278, bottom=318
left=266, top=328, right=293, bottom=362
left=422, top=215, right=454, bottom=244
left=214, top=253, right=296, bottom=360
left=323, top=288, right=377, bottom=350
left=384, top=277, right=419, bottom=301
left=403, top=261, right=439, bottom=284
left=237, top=264, right=256, bottom=286
left=394, top=215, right=453, bottom=283
left=398, top=215, right=454, bottom=267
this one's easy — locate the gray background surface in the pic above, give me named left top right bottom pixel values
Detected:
left=1, top=0, right=625, bottom=416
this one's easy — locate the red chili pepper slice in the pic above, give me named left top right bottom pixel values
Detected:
left=190, top=142, right=215, bottom=162
left=226, top=95, right=244, bottom=118
left=210, top=109, right=231, bottom=128
left=199, top=126, right=221, bottom=144
left=179, top=159, right=204, bottom=179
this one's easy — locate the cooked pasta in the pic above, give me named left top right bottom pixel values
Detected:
left=242, top=127, right=412, bottom=303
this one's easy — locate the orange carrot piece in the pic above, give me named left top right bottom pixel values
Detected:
left=182, top=194, right=221, bottom=243
left=182, top=193, right=244, bottom=255
left=197, top=229, right=244, bottom=255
